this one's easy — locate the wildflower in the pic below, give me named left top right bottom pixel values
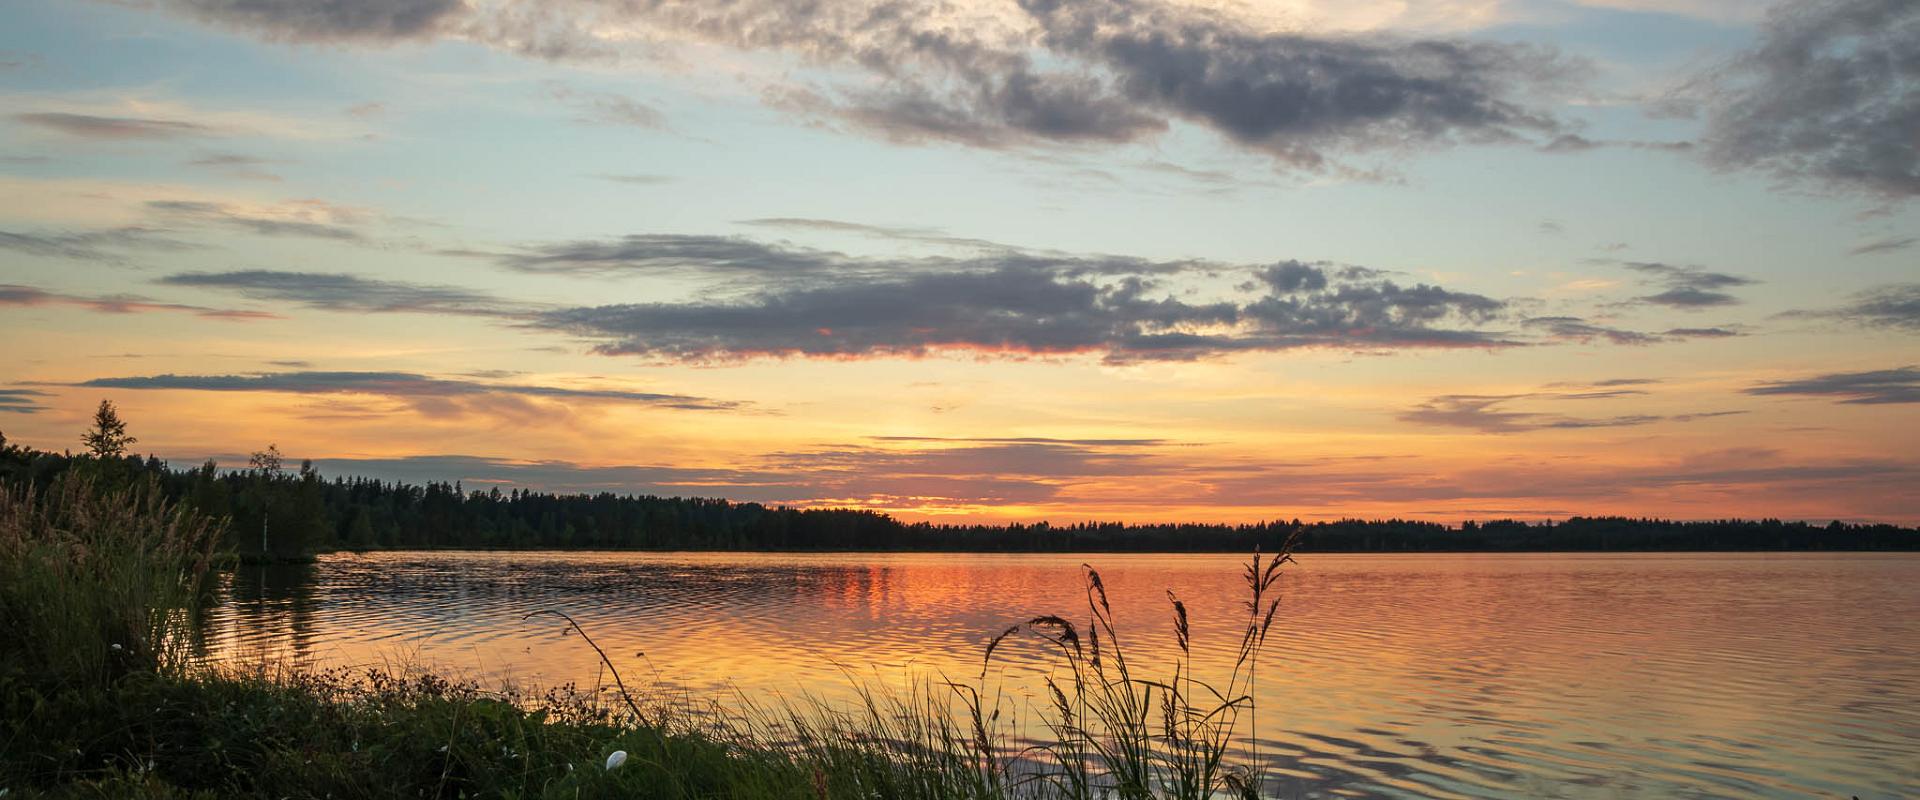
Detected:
left=605, top=750, right=627, bottom=771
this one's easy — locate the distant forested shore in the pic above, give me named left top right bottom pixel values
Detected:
left=4, top=410, right=1915, bottom=558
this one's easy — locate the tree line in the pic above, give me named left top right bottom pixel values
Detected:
left=2, top=402, right=1914, bottom=556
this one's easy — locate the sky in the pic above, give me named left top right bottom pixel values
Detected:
left=0, top=0, right=1916, bottom=525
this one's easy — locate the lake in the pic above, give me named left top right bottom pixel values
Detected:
left=207, top=552, right=1919, bottom=798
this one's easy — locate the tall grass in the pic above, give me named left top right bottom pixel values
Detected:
left=0, top=476, right=221, bottom=688
left=969, top=535, right=1300, bottom=800
left=0, top=476, right=1305, bottom=799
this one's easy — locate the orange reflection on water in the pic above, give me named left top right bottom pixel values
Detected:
left=209, top=552, right=1920, bottom=799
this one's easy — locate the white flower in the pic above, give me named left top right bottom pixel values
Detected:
left=604, top=750, right=628, bottom=771
left=110, top=644, right=123, bottom=652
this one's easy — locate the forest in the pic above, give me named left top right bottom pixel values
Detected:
left=3, top=403, right=1914, bottom=558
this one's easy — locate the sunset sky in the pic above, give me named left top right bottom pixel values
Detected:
left=1, top=0, right=1915, bottom=524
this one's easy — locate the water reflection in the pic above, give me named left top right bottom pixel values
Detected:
left=204, top=552, right=1920, bottom=799
left=220, top=561, right=321, bottom=664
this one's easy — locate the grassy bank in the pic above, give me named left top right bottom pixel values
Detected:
left=0, top=477, right=1297, bottom=799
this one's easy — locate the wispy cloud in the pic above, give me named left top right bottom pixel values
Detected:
left=1783, top=283, right=1920, bottom=331
left=0, top=388, right=50, bottom=414
left=0, top=283, right=277, bottom=320
left=1848, top=236, right=1916, bottom=256
left=1617, top=261, right=1757, bottom=308
left=13, top=111, right=214, bottom=139
left=592, top=173, right=675, bottom=185
left=146, top=199, right=365, bottom=241
left=0, top=226, right=200, bottom=262
left=1398, top=389, right=1742, bottom=433
left=1523, top=316, right=1661, bottom=345
left=72, top=370, right=742, bottom=412
left=157, top=271, right=526, bottom=317
left=1746, top=366, right=1920, bottom=405
left=547, top=84, right=667, bottom=129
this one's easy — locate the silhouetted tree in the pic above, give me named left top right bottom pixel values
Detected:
left=81, top=400, right=136, bottom=459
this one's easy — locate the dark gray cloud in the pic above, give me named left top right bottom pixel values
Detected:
left=0, top=226, right=199, bottom=262
left=535, top=259, right=1512, bottom=363
left=132, top=0, right=1572, bottom=171
left=1746, top=366, right=1920, bottom=404
left=1787, top=283, right=1920, bottom=330
left=498, top=233, right=846, bottom=277
left=1619, top=261, right=1757, bottom=307
left=147, top=199, right=362, bottom=241
left=492, top=232, right=1200, bottom=283
left=73, top=371, right=739, bottom=412
left=1848, top=236, right=1916, bottom=256
left=1399, top=391, right=1744, bottom=433
left=0, top=389, right=50, bottom=414
left=1522, top=316, right=1660, bottom=345
left=156, top=0, right=465, bottom=42
left=13, top=112, right=213, bottom=139
left=1691, top=0, right=1920, bottom=198
left=1662, top=326, right=1743, bottom=338
left=0, top=283, right=277, bottom=320
left=158, top=270, right=524, bottom=316
left=1011, top=0, right=1569, bottom=169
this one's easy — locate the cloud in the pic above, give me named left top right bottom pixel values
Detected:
left=737, top=217, right=1007, bottom=250
left=1689, top=0, right=1920, bottom=199
left=1662, top=326, right=1742, bottom=338
left=1522, top=316, right=1660, bottom=345
left=73, top=370, right=740, bottom=412
left=157, top=270, right=527, bottom=317
left=0, top=283, right=277, bottom=320
left=1019, top=0, right=1569, bottom=169
left=868, top=435, right=1167, bottom=446
left=1537, top=134, right=1693, bottom=154
left=1848, top=236, right=1916, bottom=256
left=0, top=389, right=50, bottom=414
left=154, top=0, right=465, bottom=42
left=1786, top=283, right=1920, bottom=331
left=185, top=152, right=285, bottom=181
left=0, top=226, right=199, bottom=262
left=12, top=111, right=213, bottom=139
left=498, top=233, right=847, bottom=278
left=1617, top=260, right=1757, bottom=307
left=1399, top=390, right=1745, bottom=433
left=132, top=0, right=1574, bottom=172
left=593, top=173, right=675, bottom=185
left=1745, top=366, right=1920, bottom=404
left=547, top=84, right=667, bottom=129
left=146, top=199, right=365, bottom=241
left=535, top=258, right=1513, bottom=363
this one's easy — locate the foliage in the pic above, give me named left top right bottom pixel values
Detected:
left=0, top=478, right=1312, bottom=799
left=79, top=400, right=136, bottom=460
left=0, top=476, right=220, bottom=689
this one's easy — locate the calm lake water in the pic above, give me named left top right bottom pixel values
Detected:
left=207, top=552, right=1919, bottom=798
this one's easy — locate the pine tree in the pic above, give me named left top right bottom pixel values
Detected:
left=81, top=400, right=136, bottom=459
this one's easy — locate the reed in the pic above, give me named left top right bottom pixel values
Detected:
left=0, top=476, right=1303, bottom=799
left=975, top=534, right=1300, bottom=800
left=0, top=475, right=221, bottom=688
